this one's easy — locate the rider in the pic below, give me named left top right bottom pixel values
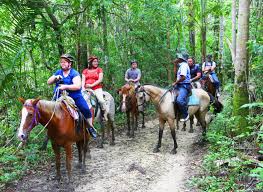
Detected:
left=188, top=57, right=202, bottom=88
left=173, top=53, right=191, bottom=122
left=202, top=54, right=220, bottom=97
left=47, top=54, right=97, bottom=138
left=82, top=56, right=107, bottom=120
left=125, top=60, right=141, bottom=88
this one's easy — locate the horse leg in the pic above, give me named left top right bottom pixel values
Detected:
left=195, top=112, right=207, bottom=140
left=51, top=142, right=61, bottom=181
left=109, top=120, right=115, bottom=145
left=168, top=118, right=177, bottom=154
left=141, top=111, right=146, bottom=128
left=135, top=113, right=138, bottom=131
left=76, top=141, right=82, bottom=169
left=64, top=143, right=73, bottom=183
left=82, top=140, right=89, bottom=173
left=153, top=118, right=165, bottom=153
left=182, top=122, right=186, bottom=131
left=97, top=121, right=104, bottom=148
left=176, top=112, right=179, bottom=130
left=131, top=113, right=135, bottom=138
left=189, top=116, right=194, bottom=133
left=126, top=112, right=131, bottom=137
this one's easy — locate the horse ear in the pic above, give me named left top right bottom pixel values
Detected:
left=116, top=88, right=122, bottom=95
left=32, top=97, right=41, bottom=106
left=18, top=97, right=25, bottom=104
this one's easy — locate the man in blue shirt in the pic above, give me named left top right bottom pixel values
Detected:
left=47, top=54, right=97, bottom=138
left=173, top=53, right=191, bottom=122
left=125, top=60, right=141, bottom=88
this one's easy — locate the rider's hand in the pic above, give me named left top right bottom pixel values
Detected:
left=58, top=84, right=68, bottom=90
left=172, top=82, right=177, bottom=86
left=55, top=75, right=62, bottom=81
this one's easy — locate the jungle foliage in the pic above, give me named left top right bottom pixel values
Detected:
left=0, top=0, right=262, bottom=190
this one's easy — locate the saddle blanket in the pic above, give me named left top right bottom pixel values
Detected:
left=188, top=93, right=200, bottom=106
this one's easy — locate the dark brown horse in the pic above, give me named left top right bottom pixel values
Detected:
left=118, top=84, right=139, bottom=137
left=17, top=98, right=90, bottom=182
left=201, top=73, right=217, bottom=98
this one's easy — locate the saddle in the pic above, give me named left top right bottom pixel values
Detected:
left=57, top=95, right=79, bottom=120
left=82, top=89, right=107, bottom=118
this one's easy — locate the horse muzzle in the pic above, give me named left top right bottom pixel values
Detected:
left=18, top=132, right=28, bottom=142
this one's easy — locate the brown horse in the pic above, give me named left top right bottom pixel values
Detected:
left=201, top=73, right=216, bottom=98
left=118, top=84, right=139, bottom=137
left=17, top=98, right=90, bottom=182
left=137, top=84, right=211, bottom=154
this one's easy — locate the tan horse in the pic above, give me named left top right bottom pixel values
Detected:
left=137, top=84, right=210, bottom=154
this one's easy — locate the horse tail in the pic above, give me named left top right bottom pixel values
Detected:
left=208, top=93, right=223, bottom=114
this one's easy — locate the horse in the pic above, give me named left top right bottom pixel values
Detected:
left=82, top=89, right=115, bottom=147
left=201, top=73, right=217, bottom=98
left=17, top=97, right=91, bottom=182
left=117, top=84, right=139, bottom=138
left=137, top=84, right=211, bottom=154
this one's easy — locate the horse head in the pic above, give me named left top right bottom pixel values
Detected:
left=135, top=86, right=150, bottom=112
left=17, top=97, right=40, bottom=142
left=117, top=84, right=136, bottom=112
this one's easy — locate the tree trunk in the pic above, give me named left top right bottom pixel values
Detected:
left=200, top=0, right=207, bottom=63
left=233, top=0, right=250, bottom=133
left=188, top=0, right=195, bottom=58
left=231, top=0, right=237, bottom=64
left=218, top=15, right=224, bottom=84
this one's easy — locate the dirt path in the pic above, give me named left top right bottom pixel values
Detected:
left=8, top=118, right=206, bottom=192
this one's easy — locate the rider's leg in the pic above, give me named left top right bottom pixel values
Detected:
left=176, top=85, right=190, bottom=122
left=74, top=95, right=97, bottom=138
left=94, top=88, right=107, bottom=120
left=211, top=73, right=220, bottom=96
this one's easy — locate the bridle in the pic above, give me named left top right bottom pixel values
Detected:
left=23, top=103, right=40, bottom=132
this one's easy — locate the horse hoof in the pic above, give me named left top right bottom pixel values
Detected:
left=182, top=129, right=186, bottom=132
left=76, top=163, right=82, bottom=169
left=189, top=129, right=194, bottom=133
left=126, top=132, right=130, bottom=137
left=110, top=141, right=115, bottom=146
left=142, top=125, right=146, bottom=129
left=196, top=122, right=201, bottom=126
left=153, top=148, right=160, bottom=153
left=170, top=149, right=177, bottom=154
left=97, top=144, right=104, bottom=148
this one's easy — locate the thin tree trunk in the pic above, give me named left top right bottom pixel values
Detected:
left=233, top=0, right=250, bottom=133
left=218, top=15, right=224, bottom=84
left=166, top=20, right=172, bottom=83
left=231, top=0, right=237, bottom=64
left=188, top=0, right=195, bottom=58
left=201, top=0, right=207, bottom=63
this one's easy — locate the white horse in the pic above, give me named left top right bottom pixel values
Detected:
left=82, top=90, right=115, bottom=147
left=136, top=84, right=211, bottom=154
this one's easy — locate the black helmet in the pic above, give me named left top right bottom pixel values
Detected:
left=206, top=54, right=212, bottom=59
left=60, top=54, right=74, bottom=63
left=177, top=52, right=189, bottom=62
left=130, top=60, right=138, bottom=65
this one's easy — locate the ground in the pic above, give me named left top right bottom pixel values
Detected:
left=6, top=117, right=207, bottom=192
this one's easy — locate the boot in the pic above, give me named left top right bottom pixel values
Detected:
left=87, top=118, right=97, bottom=139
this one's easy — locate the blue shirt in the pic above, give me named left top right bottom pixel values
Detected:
left=177, top=62, right=191, bottom=84
left=125, top=68, right=141, bottom=85
left=53, top=69, right=82, bottom=98
left=190, top=64, right=202, bottom=79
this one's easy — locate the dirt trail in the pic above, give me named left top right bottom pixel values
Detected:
left=9, top=118, right=206, bottom=192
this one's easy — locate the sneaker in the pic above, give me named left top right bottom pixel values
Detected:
left=180, top=114, right=189, bottom=122
left=88, top=127, right=97, bottom=139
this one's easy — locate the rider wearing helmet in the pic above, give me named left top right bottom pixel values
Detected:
left=173, top=52, right=191, bottom=122
left=125, top=60, right=141, bottom=88
left=82, top=56, right=107, bottom=120
left=202, top=54, right=220, bottom=97
left=47, top=54, right=97, bottom=138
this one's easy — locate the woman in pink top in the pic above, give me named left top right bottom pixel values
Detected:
left=82, top=56, right=107, bottom=119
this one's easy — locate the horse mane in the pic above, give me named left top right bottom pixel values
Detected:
left=143, top=83, right=168, bottom=92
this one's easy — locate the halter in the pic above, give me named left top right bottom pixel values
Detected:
left=23, top=103, right=40, bottom=131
